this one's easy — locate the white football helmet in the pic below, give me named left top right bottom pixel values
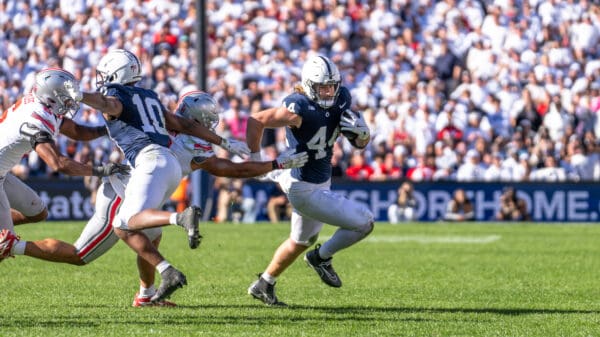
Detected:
left=175, top=91, right=220, bottom=130
left=95, top=49, right=142, bottom=87
left=33, top=68, right=80, bottom=117
left=301, top=55, right=341, bottom=108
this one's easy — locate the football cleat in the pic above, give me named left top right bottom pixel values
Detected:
left=304, top=244, right=342, bottom=288
left=0, top=229, right=18, bottom=261
left=176, top=206, right=203, bottom=249
left=151, top=266, right=187, bottom=303
left=248, top=274, right=287, bottom=307
left=132, top=292, right=176, bottom=307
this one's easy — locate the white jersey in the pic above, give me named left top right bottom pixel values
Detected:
left=108, top=133, right=216, bottom=199
left=78, top=131, right=214, bottom=260
left=169, top=133, right=215, bottom=176
left=0, top=93, right=62, bottom=176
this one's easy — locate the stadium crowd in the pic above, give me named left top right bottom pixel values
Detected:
left=1, top=0, right=600, bottom=189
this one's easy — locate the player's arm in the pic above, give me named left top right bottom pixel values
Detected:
left=59, top=119, right=107, bottom=140
left=79, top=92, right=123, bottom=119
left=64, top=82, right=123, bottom=119
left=27, top=127, right=129, bottom=177
left=165, top=113, right=222, bottom=145
left=34, top=141, right=94, bottom=176
left=190, top=150, right=309, bottom=177
left=165, top=113, right=250, bottom=157
left=193, top=156, right=275, bottom=177
left=246, top=106, right=302, bottom=153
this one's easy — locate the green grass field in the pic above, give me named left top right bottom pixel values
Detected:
left=2, top=221, right=600, bottom=336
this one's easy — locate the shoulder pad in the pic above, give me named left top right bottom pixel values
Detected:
left=283, top=93, right=311, bottom=115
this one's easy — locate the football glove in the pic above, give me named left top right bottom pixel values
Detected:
left=92, top=163, right=131, bottom=177
left=273, top=149, right=309, bottom=169
left=340, top=109, right=370, bottom=141
left=64, top=80, right=83, bottom=102
left=220, top=138, right=251, bottom=157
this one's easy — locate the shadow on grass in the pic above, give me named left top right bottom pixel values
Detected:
left=45, top=303, right=600, bottom=315
left=190, top=303, right=600, bottom=316
left=3, top=304, right=599, bottom=328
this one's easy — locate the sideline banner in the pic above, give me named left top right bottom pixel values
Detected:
left=245, top=180, right=600, bottom=222
left=23, top=177, right=600, bottom=222
left=25, top=178, right=94, bottom=221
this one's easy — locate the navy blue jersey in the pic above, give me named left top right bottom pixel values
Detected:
left=284, top=87, right=351, bottom=184
left=103, top=84, right=171, bottom=166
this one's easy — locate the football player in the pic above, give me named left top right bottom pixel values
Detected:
left=62, top=49, right=257, bottom=303
left=7, top=91, right=309, bottom=307
left=246, top=55, right=374, bottom=306
left=0, top=68, right=129, bottom=260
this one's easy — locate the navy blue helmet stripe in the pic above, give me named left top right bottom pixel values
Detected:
left=318, top=56, right=332, bottom=80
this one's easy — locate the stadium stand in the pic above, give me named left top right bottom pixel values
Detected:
left=0, top=0, right=599, bottom=189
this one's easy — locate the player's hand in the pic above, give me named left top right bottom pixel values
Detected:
left=64, top=80, right=83, bottom=102
left=92, top=163, right=131, bottom=177
left=340, top=109, right=370, bottom=140
left=273, top=149, right=309, bottom=169
left=220, top=138, right=251, bottom=157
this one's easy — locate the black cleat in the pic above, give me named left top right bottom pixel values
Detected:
left=248, top=275, right=287, bottom=307
left=176, top=206, right=202, bottom=249
left=304, top=244, right=342, bottom=288
left=151, top=266, right=187, bottom=303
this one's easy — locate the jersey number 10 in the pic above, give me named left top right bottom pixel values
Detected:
left=132, top=94, right=169, bottom=136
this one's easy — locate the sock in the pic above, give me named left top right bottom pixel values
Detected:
left=12, top=241, right=26, bottom=255
left=317, top=245, right=332, bottom=260
left=139, top=285, right=156, bottom=298
left=169, top=213, right=178, bottom=225
left=261, top=272, right=276, bottom=285
left=156, top=260, right=171, bottom=274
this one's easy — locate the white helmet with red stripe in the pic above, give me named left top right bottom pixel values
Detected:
left=174, top=91, right=220, bottom=131
left=33, top=68, right=80, bottom=117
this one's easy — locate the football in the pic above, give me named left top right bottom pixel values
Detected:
left=340, top=109, right=358, bottom=140
left=341, top=128, right=357, bottom=141
left=340, top=109, right=368, bottom=149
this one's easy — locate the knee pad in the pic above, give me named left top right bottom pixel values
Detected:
left=355, top=220, right=374, bottom=241
left=363, top=221, right=374, bottom=237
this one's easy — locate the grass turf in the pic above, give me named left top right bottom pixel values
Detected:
left=1, top=221, right=600, bottom=336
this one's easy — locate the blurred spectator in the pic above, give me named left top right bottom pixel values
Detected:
left=223, top=97, right=248, bottom=141
left=240, top=182, right=258, bottom=224
left=214, top=177, right=244, bottom=223
left=387, top=181, right=417, bottom=224
left=266, top=183, right=289, bottom=223
left=529, top=155, right=568, bottom=181
left=456, top=149, right=486, bottom=181
left=346, top=151, right=374, bottom=181
left=152, top=23, right=178, bottom=54
left=484, top=151, right=512, bottom=181
left=331, top=141, right=347, bottom=178
left=496, top=186, right=530, bottom=221
left=436, top=111, right=463, bottom=143
left=406, top=154, right=434, bottom=181
left=370, top=152, right=402, bottom=181
left=443, top=188, right=475, bottom=221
